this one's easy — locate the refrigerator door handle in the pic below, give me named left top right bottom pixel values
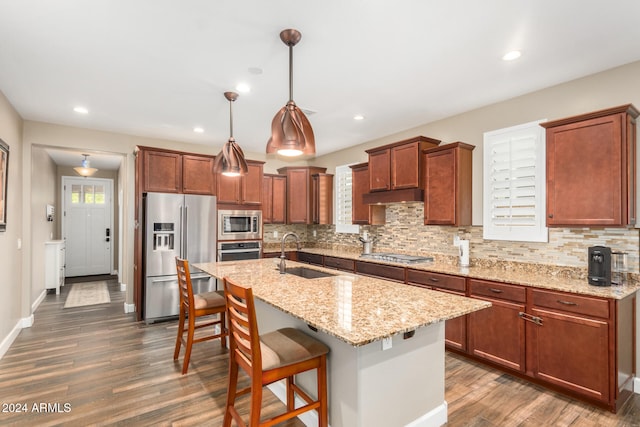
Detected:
left=178, top=204, right=184, bottom=259
left=183, top=205, right=188, bottom=260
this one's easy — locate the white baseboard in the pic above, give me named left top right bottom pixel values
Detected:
left=634, top=377, right=640, bottom=394
left=0, top=320, right=22, bottom=360
left=119, top=282, right=126, bottom=292
left=123, top=302, right=135, bottom=314
left=267, top=381, right=448, bottom=427
left=21, top=314, right=34, bottom=328
left=406, top=401, right=448, bottom=427
left=31, top=289, right=47, bottom=313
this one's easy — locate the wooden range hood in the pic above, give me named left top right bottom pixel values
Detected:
left=362, top=188, right=423, bottom=204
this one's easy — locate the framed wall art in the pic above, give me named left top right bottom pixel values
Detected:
left=0, top=139, right=9, bottom=231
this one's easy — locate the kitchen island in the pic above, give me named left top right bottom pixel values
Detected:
left=195, top=258, right=490, bottom=427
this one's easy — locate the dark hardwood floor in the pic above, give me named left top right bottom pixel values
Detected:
left=0, top=277, right=638, bottom=426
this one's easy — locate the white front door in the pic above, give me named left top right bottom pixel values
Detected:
left=62, top=177, right=113, bottom=277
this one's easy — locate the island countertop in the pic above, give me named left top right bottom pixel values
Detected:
left=195, top=259, right=490, bottom=347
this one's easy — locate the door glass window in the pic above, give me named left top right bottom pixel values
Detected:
left=84, top=185, right=95, bottom=204
left=94, top=185, right=105, bottom=204
left=71, top=185, right=82, bottom=204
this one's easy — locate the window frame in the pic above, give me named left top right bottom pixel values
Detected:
left=483, top=120, right=548, bottom=242
left=334, top=164, right=360, bottom=234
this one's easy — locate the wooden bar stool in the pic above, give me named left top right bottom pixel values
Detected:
left=222, top=276, right=329, bottom=427
left=174, top=257, right=227, bottom=375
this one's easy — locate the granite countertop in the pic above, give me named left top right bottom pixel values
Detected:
left=296, top=248, right=640, bottom=300
left=194, top=259, right=491, bottom=347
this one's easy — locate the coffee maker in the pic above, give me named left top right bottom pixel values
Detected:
left=588, top=246, right=611, bottom=286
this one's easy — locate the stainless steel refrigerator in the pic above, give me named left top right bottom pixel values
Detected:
left=143, top=192, right=216, bottom=322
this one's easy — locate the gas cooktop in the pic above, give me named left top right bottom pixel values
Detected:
left=359, top=253, right=434, bottom=264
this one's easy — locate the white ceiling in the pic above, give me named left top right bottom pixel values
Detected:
left=2, top=0, right=640, bottom=170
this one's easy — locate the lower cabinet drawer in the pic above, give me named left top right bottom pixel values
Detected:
left=297, top=252, right=323, bottom=266
left=355, top=261, right=405, bottom=282
left=407, top=269, right=466, bottom=292
left=531, top=289, right=610, bottom=319
left=469, top=279, right=526, bottom=303
left=324, top=256, right=355, bottom=272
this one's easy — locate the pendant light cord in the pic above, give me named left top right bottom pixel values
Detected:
left=289, top=44, right=294, bottom=102
left=229, top=98, right=234, bottom=138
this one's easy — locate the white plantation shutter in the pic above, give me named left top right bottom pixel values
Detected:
left=483, top=121, right=548, bottom=242
left=335, top=164, right=359, bottom=233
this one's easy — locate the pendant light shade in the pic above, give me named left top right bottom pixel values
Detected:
left=266, top=29, right=315, bottom=157
left=215, top=91, right=248, bottom=177
left=74, top=154, right=98, bottom=177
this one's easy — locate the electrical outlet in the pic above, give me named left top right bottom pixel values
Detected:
left=273, top=231, right=278, bottom=238
left=382, top=337, right=392, bottom=350
left=453, top=235, right=461, bottom=246
left=313, top=230, right=317, bottom=237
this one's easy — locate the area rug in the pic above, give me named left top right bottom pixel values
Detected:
left=63, top=281, right=111, bottom=308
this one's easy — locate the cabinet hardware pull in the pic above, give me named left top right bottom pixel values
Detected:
left=489, top=288, right=503, bottom=293
left=429, top=277, right=439, bottom=282
left=548, top=214, right=554, bottom=218
left=518, top=312, right=543, bottom=326
left=557, top=300, right=577, bottom=306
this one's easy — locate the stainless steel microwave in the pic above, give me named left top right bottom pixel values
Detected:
left=218, top=209, right=262, bottom=240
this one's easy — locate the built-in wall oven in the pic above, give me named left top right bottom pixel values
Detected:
left=217, top=241, right=262, bottom=261
left=218, top=209, right=262, bottom=240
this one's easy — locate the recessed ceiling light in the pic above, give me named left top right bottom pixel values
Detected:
left=502, top=50, right=521, bottom=61
left=193, top=127, right=204, bottom=133
left=236, top=83, right=251, bottom=93
left=73, top=106, right=89, bottom=114
left=353, top=114, right=365, bottom=121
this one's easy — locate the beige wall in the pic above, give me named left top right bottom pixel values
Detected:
left=30, top=147, right=57, bottom=305
left=0, top=89, right=24, bottom=348
left=312, top=60, right=640, bottom=225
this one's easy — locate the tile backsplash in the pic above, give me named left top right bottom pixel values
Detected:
left=264, top=202, right=640, bottom=273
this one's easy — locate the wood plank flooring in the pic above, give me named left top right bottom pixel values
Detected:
left=0, top=277, right=638, bottom=426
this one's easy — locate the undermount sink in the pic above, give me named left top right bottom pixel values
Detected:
left=282, top=267, right=337, bottom=279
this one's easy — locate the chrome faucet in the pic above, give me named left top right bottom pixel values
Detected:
left=280, top=232, right=301, bottom=273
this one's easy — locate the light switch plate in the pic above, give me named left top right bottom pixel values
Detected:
left=453, top=235, right=461, bottom=246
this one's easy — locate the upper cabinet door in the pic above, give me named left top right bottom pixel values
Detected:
left=182, top=155, right=215, bottom=195
left=368, top=149, right=391, bottom=191
left=391, top=141, right=421, bottom=189
left=424, top=142, right=474, bottom=226
left=143, top=150, right=182, bottom=193
left=241, top=162, right=264, bottom=205
left=543, top=105, right=638, bottom=226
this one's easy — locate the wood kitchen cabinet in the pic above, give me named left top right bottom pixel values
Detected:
left=216, top=160, right=264, bottom=206
left=350, top=162, right=385, bottom=225
left=354, top=261, right=405, bottom=282
left=526, top=288, right=635, bottom=411
left=297, top=251, right=324, bottom=266
left=366, top=136, right=440, bottom=192
left=423, top=142, right=474, bottom=226
left=407, top=269, right=467, bottom=351
left=542, top=104, right=639, bottom=226
left=262, top=174, right=287, bottom=224
left=141, top=147, right=216, bottom=195
left=468, top=279, right=527, bottom=373
left=312, top=173, right=333, bottom=224
left=277, top=166, right=332, bottom=224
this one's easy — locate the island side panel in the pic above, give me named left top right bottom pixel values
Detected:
left=358, top=324, right=447, bottom=427
left=255, top=299, right=448, bottom=427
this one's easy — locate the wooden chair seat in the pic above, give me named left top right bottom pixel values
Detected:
left=174, top=257, right=227, bottom=375
left=223, top=276, right=329, bottom=427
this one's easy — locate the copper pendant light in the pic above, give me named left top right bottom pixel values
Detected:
left=215, top=91, right=248, bottom=177
left=266, top=28, right=315, bottom=157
